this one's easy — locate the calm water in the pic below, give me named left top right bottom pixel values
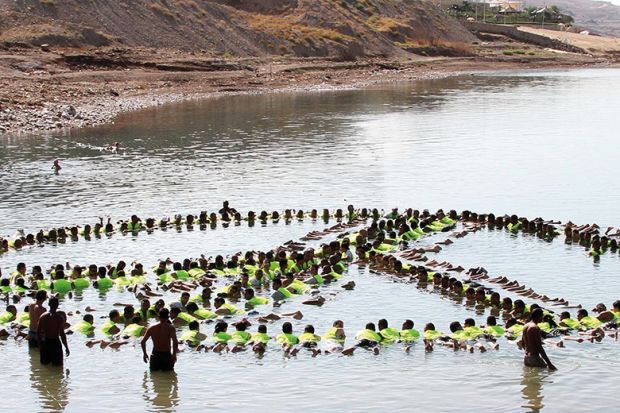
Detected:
left=1, top=68, right=619, bottom=412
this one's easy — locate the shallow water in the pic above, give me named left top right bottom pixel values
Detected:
left=1, top=68, right=620, bottom=412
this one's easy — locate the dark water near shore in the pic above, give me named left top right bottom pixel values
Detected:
left=1, top=68, right=619, bottom=412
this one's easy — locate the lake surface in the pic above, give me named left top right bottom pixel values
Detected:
left=1, top=68, right=619, bottom=412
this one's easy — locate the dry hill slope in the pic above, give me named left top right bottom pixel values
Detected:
left=0, top=0, right=475, bottom=59
left=525, top=0, right=620, bottom=37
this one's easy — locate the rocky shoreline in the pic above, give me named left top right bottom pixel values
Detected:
left=0, top=48, right=614, bottom=136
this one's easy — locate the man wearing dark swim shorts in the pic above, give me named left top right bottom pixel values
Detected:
left=37, top=297, right=70, bottom=366
left=141, top=309, right=178, bottom=372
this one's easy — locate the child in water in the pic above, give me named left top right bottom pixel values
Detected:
left=52, top=159, right=61, bottom=175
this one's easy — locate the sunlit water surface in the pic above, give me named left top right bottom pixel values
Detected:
left=1, top=68, right=619, bottom=412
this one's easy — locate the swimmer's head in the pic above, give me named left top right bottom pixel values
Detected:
left=304, top=325, right=314, bottom=334
left=365, top=322, right=376, bottom=331
left=449, top=321, right=463, bottom=333
left=529, top=308, right=544, bottom=323
left=189, top=321, right=199, bottom=331
left=486, top=316, right=497, bottom=326
left=333, top=320, right=344, bottom=328
left=49, top=297, right=59, bottom=312
left=424, top=323, right=435, bottom=332
left=83, top=314, right=94, bottom=324
left=282, top=322, right=293, bottom=334
left=463, top=318, right=475, bottom=328
left=258, top=324, right=267, bottom=334
left=377, top=319, right=388, bottom=330
left=402, top=319, right=414, bottom=330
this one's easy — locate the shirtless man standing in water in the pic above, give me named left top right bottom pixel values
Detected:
left=141, top=308, right=178, bottom=372
left=37, top=297, right=70, bottom=366
left=523, top=308, right=557, bottom=370
left=28, top=290, right=48, bottom=348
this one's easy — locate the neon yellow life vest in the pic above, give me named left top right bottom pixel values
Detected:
left=449, top=329, right=469, bottom=341
left=177, top=312, right=197, bottom=324
left=298, top=332, right=321, bottom=344
left=508, top=222, right=521, bottom=233
left=441, top=217, right=456, bottom=226
left=485, top=325, right=505, bottom=337
left=248, top=296, right=269, bottom=307
left=276, top=333, right=298, bottom=346
left=424, top=330, right=443, bottom=340
left=100, top=320, right=117, bottom=336
left=560, top=318, right=580, bottom=329
left=211, top=269, right=227, bottom=277
left=231, top=331, right=251, bottom=345
left=74, top=277, right=90, bottom=290
left=251, top=332, right=270, bottom=344
left=97, top=278, right=114, bottom=289
left=188, top=268, right=206, bottom=278
left=213, top=332, right=232, bottom=344
left=355, top=329, right=382, bottom=343
left=123, top=323, right=144, bottom=337
left=220, top=303, right=244, bottom=315
left=580, top=316, right=601, bottom=329
left=74, top=320, right=94, bottom=334
left=0, top=285, right=12, bottom=294
left=508, top=324, right=524, bottom=336
left=277, top=287, right=293, bottom=299
left=52, top=279, right=72, bottom=294
left=322, top=327, right=345, bottom=344
left=379, top=327, right=400, bottom=343
left=399, top=329, right=420, bottom=342
left=181, top=330, right=201, bottom=346
left=159, top=273, right=175, bottom=284
left=288, top=280, right=308, bottom=294
left=194, top=308, right=217, bottom=320
left=464, top=326, right=484, bottom=338
left=172, top=270, right=190, bottom=281
left=0, top=311, right=15, bottom=324
left=537, top=322, right=552, bottom=333
left=17, top=312, right=30, bottom=328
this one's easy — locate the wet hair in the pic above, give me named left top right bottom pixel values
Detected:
left=35, top=290, right=47, bottom=301
left=378, top=319, right=388, bottom=330
left=449, top=321, right=462, bottom=332
left=186, top=302, right=198, bottom=312
left=258, top=324, right=267, bottom=333
left=529, top=308, right=544, bottom=322
left=304, top=325, right=315, bottom=333
left=236, top=323, right=247, bottom=332
left=365, top=322, right=376, bottom=331
left=486, top=316, right=497, bottom=326
left=402, top=319, right=414, bottom=329
left=159, top=308, right=170, bottom=320
left=282, top=322, right=293, bottom=334
left=109, top=309, right=119, bottom=319
left=464, top=318, right=475, bottom=327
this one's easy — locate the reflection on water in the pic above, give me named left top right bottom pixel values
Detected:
left=521, top=367, right=549, bottom=413
left=29, top=349, right=70, bottom=412
left=142, top=371, right=179, bottom=413
left=1, top=68, right=620, bottom=412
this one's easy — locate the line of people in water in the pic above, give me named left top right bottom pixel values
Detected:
left=0, top=202, right=581, bottom=257
left=0, top=202, right=373, bottom=254
left=2, top=206, right=619, bottom=371
left=5, top=286, right=618, bottom=372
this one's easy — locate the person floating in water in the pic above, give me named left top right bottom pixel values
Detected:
left=523, top=309, right=556, bottom=370
left=141, top=308, right=178, bottom=372
left=104, top=142, right=120, bottom=153
left=52, top=159, right=61, bottom=175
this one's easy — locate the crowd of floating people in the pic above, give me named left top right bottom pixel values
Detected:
left=1, top=202, right=618, bottom=371
left=1, top=201, right=618, bottom=262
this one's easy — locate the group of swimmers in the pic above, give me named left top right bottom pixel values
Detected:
left=2, top=204, right=619, bottom=371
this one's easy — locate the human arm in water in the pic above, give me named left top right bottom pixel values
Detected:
left=170, top=324, right=179, bottom=364
left=59, top=320, right=70, bottom=357
left=141, top=326, right=152, bottom=363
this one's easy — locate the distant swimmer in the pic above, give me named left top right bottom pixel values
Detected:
left=141, top=308, right=178, bottom=372
left=104, top=142, right=120, bottom=153
left=52, top=159, right=61, bottom=175
left=37, top=297, right=70, bottom=366
left=523, top=308, right=557, bottom=370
